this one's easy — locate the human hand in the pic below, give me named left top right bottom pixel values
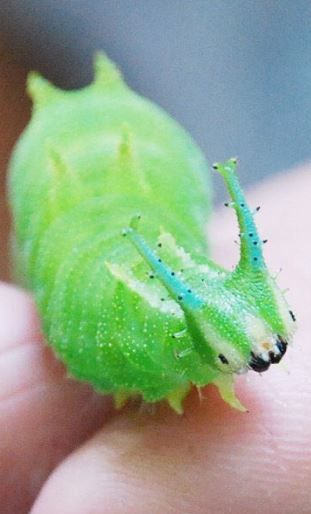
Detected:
left=1, top=164, right=310, bottom=514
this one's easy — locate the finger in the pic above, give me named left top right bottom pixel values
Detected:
left=30, top=164, right=311, bottom=514
left=0, top=282, right=112, bottom=514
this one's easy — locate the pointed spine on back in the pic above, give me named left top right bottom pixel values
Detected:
left=27, top=72, right=63, bottom=110
left=93, top=52, right=127, bottom=90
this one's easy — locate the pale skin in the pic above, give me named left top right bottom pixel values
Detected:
left=1, top=57, right=311, bottom=514
left=0, top=164, right=309, bottom=514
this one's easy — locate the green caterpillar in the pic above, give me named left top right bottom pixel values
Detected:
left=8, top=54, right=296, bottom=413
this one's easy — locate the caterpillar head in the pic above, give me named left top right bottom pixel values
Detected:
left=124, top=159, right=296, bottom=379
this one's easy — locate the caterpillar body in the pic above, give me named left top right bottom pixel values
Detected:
left=8, top=54, right=295, bottom=413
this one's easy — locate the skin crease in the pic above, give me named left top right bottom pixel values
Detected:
left=1, top=55, right=311, bottom=514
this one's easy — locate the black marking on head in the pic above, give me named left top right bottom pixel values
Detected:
left=240, top=203, right=245, bottom=208
left=253, top=257, right=258, bottom=261
left=218, top=353, right=229, bottom=365
left=171, top=271, right=175, bottom=276
left=224, top=202, right=229, bottom=207
left=157, top=243, right=162, bottom=248
left=187, top=289, right=192, bottom=293
left=276, top=337, right=287, bottom=357
left=263, top=239, right=268, bottom=244
left=256, top=206, right=261, bottom=212
left=277, top=338, right=287, bottom=351
left=269, top=338, right=287, bottom=364
left=249, top=233, right=253, bottom=237
left=178, top=295, right=183, bottom=301
left=253, top=241, right=258, bottom=245
left=249, top=352, right=270, bottom=372
left=289, top=310, right=296, bottom=322
left=149, top=274, right=155, bottom=279
left=158, top=259, right=162, bottom=263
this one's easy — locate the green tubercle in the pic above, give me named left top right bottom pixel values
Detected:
left=93, top=52, right=126, bottom=90
left=27, top=72, right=63, bottom=110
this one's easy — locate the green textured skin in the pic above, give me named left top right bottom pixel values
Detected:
left=8, top=55, right=296, bottom=413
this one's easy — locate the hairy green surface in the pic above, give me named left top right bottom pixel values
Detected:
left=8, top=54, right=296, bottom=413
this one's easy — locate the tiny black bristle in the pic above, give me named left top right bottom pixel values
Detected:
left=289, top=310, right=296, bottom=322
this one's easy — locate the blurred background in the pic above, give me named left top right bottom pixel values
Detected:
left=0, top=1, right=310, bottom=279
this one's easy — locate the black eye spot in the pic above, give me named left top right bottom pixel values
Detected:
left=178, top=295, right=183, bottom=301
left=253, top=257, right=258, bottom=261
left=157, top=243, right=162, bottom=247
left=289, top=310, right=296, bottom=322
left=240, top=203, right=245, bottom=208
left=171, top=272, right=175, bottom=276
left=218, top=353, right=229, bottom=365
left=249, top=233, right=253, bottom=237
